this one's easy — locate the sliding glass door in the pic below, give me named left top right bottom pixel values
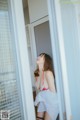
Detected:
left=60, top=1, right=80, bottom=120
left=0, top=0, right=24, bottom=119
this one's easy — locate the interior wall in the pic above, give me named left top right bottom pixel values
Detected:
left=34, top=21, right=52, bottom=57
left=28, top=0, right=48, bottom=23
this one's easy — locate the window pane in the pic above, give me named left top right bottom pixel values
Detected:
left=0, top=0, right=24, bottom=119
left=60, top=1, right=80, bottom=119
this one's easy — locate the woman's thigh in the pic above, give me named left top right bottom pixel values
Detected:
left=37, top=112, right=44, bottom=120
left=37, top=112, right=44, bottom=117
left=44, top=112, right=50, bottom=120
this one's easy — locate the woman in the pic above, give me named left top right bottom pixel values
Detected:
left=34, top=53, right=59, bottom=120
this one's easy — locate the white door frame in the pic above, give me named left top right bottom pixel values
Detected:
left=9, top=0, right=36, bottom=120
left=9, top=0, right=72, bottom=120
left=47, top=0, right=72, bottom=120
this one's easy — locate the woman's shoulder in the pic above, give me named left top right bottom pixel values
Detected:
left=45, top=70, right=53, bottom=77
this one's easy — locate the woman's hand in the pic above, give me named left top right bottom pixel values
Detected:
left=35, top=77, right=40, bottom=90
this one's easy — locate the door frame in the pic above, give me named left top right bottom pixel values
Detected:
left=9, top=0, right=36, bottom=120
left=9, top=0, right=72, bottom=120
left=47, top=0, right=72, bottom=120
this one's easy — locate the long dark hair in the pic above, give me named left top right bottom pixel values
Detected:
left=34, top=53, right=55, bottom=78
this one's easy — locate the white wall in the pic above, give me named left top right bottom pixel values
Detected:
left=34, top=21, right=52, bottom=57
left=60, top=3, right=80, bottom=120
left=28, top=0, right=48, bottom=23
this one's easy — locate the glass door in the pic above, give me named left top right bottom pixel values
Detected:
left=0, top=0, right=24, bottom=119
left=60, top=1, right=80, bottom=120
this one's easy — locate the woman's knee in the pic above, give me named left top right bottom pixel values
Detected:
left=37, top=116, right=44, bottom=120
left=37, top=112, right=44, bottom=120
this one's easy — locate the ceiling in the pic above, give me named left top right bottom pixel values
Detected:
left=23, top=0, right=28, bottom=8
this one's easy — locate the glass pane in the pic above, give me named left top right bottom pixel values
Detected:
left=0, top=0, right=24, bottom=120
left=60, top=1, right=80, bottom=119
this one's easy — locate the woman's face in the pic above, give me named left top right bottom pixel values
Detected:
left=36, top=54, right=45, bottom=65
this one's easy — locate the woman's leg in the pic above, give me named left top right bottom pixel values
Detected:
left=44, top=112, right=50, bottom=120
left=37, top=112, right=44, bottom=120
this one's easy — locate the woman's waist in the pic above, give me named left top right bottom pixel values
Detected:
left=41, top=89, right=57, bottom=97
left=40, top=87, right=49, bottom=91
left=40, top=87, right=56, bottom=92
left=35, top=90, right=58, bottom=105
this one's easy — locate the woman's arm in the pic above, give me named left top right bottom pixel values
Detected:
left=35, top=77, right=40, bottom=90
left=45, top=71, right=56, bottom=92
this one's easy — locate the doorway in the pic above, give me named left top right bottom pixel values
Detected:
left=29, top=17, right=66, bottom=120
left=22, top=0, right=66, bottom=120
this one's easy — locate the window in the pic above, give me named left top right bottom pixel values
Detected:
left=0, top=0, right=24, bottom=119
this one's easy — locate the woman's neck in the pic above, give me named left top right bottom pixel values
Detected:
left=38, top=64, right=44, bottom=72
